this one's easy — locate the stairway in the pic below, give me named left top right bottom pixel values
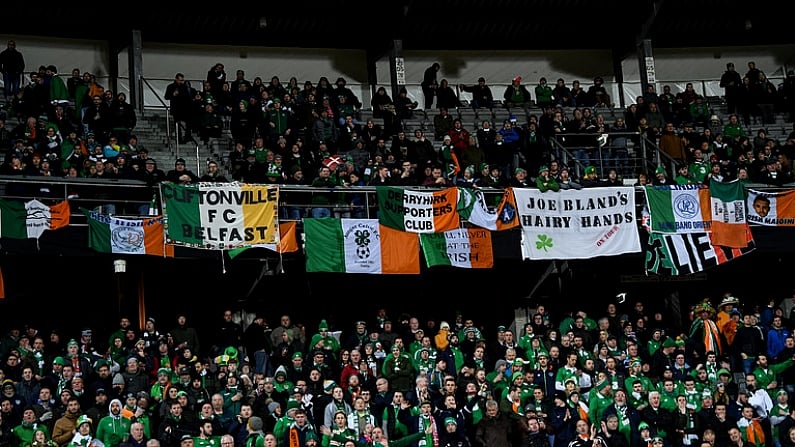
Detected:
left=135, top=109, right=233, bottom=175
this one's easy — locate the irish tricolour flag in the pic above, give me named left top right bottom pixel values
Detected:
left=420, top=228, right=494, bottom=268
left=304, top=218, right=419, bottom=274
left=0, top=199, right=70, bottom=239
left=84, top=209, right=174, bottom=257
left=161, top=183, right=279, bottom=249
left=645, top=185, right=712, bottom=234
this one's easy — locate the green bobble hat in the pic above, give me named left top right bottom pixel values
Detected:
left=585, top=166, right=596, bottom=175
left=286, top=397, right=300, bottom=412
left=444, top=417, right=457, bottom=426
left=655, top=166, right=666, bottom=175
left=318, top=320, right=329, bottom=331
left=538, top=165, right=549, bottom=174
left=52, top=356, right=66, bottom=366
left=662, top=337, right=678, bottom=348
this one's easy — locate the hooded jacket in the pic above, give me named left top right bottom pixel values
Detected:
left=96, top=399, right=131, bottom=447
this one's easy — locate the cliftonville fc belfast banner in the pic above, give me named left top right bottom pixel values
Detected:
left=161, top=183, right=279, bottom=249
left=512, top=187, right=641, bottom=260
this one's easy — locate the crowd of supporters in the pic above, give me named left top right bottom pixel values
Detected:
left=2, top=297, right=795, bottom=447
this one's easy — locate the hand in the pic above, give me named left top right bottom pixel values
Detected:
left=40, top=411, right=53, bottom=421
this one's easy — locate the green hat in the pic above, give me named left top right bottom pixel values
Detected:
left=76, top=415, right=92, bottom=427
left=305, top=432, right=318, bottom=442
left=639, top=421, right=649, bottom=431
left=538, top=165, right=549, bottom=174
left=323, top=380, right=337, bottom=393
left=444, top=417, right=457, bottom=426
left=67, top=339, right=79, bottom=348
left=53, top=356, right=65, bottom=366
left=157, top=368, right=170, bottom=376
left=479, top=163, right=490, bottom=171
left=662, top=337, right=678, bottom=348
left=292, top=352, right=303, bottom=360
left=286, top=397, right=300, bottom=412
left=536, top=351, right=549, bottom=359
left=224, top=346, right=239, bottom=360
left=585, top=166, right=596, bottom=175
left=655, top=166, right=666, bottom=175
left=596, top=379, right=611, bottom=392
left=318, top=320, right=329, bottom=331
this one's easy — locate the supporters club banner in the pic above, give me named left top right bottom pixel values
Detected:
left=746, top=189, right=795, bottom=226
left=161, top=183, right=279, bottom=249
left=84, top=209, right=174, bottom=257
left=0, top=199, right=70, bottom=239
left=513, top=187, right=641, bottom=260
left=420, top=228, right=494, bottom=268
left=304, top=218, right=419, bottom=274
left=645, top=185, right=712, bottom=234
left=376, top=187, right=460, bottom=233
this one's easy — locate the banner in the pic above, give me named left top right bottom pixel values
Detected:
left=228, top=222, right=300, bottom=258
left=84, top=209, right=174, bottom=257
left=709, top=179, right=748, bottom=247
left=161, top=183, right=279, bottom=249
left=0, top=199, right=70, bottom=239
left=304, top=218, right=419, bottom=274
left=513, top=187, right=641, bottom=260
left=376, top=186, right=460, bottom=233
left=420, top=228, right=494, bottom=268
left=645, top=185, right=712, bottom=234
left=746, top=189, right=795, bottom=226
left=645, top=227, right=756, bottom=276
left=456, top=187, right=519, bottom=231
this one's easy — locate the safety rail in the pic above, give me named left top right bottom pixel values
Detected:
left=2, top=176, right=794, bottom=229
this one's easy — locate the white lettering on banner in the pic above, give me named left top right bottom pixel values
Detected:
left=513, top=187, right=642, bottom=260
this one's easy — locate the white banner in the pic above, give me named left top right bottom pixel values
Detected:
left=513, top=187, right=642, bottom=260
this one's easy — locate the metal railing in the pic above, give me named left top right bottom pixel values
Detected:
left=3, top=176, right=794, bottom=226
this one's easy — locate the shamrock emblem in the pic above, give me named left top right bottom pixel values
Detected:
left=535, top=234, right=553, bottom=252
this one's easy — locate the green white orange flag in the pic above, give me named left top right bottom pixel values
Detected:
left=645, top=185, right=712, bottom=234
left=376, top=186, right=460, bottom=233
left=304, top=218, right=419, bottom=274
left=83, top=209, right=174, bottom=257
left=420, top=228, right=494, bottom=268
left=0, top=199, right=70, bottom=239
left=709, top=179, right=748, bottom=248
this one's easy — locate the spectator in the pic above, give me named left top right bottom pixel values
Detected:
left=421, top=63, right=440, bottom=110
left=0, top=39, right=25, bottom=101
left=164, top=73, right=196, bottom=144
left=503, top=76, right=532, bottom=117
